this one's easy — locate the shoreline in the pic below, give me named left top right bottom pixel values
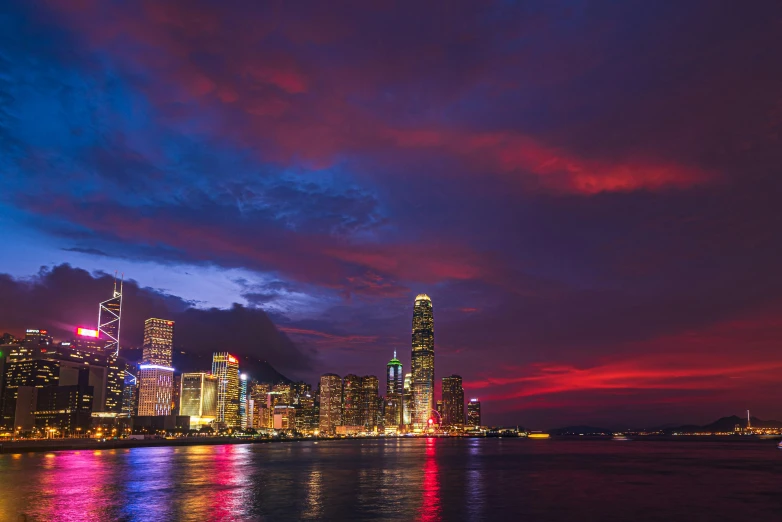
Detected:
left=1, top=433, right=779, bottom=455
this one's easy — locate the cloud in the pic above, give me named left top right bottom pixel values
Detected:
left=0, top=264, right=312, bottom=375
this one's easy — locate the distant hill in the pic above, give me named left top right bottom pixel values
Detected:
left=667, top=415, right=782, bottom=433
left=549, top=425, right=615, bottom=435
left=122, top=347, right=293, bottom=384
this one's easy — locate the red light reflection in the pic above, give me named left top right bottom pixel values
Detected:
left=418, top=438, right=441, bottom=521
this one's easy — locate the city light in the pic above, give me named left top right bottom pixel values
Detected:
left=240, top=373, right=248, bottom=381
left=138, top=364, right=175, bottom=372
left=228, top=355, right=237, bottom=363
left=76, top=327, right=100, bottom=338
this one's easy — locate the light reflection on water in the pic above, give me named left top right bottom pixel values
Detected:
left=1, top=438, right=781, bottom=521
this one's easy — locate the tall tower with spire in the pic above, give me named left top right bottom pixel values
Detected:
left=386, top=351, right=403, bottom=397
left=410, top=294, right=434, bottom=429
left=98, top=274, right=123, bottom=358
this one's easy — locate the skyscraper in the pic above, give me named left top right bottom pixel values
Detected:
left=142, top=319, right=174, bottom=366
left=318, top=373, right=342, bottom=435
left=411, top=294, right=434, bottom=429
left=384, top=353, right=404, bottom=429
left=467, top=399, right=481, bottom=428
left=98, top=278, right=122, bottom=358
left=442, top=375, right=465, bottom=428
left=239, top=373, right=248, bottom=429
left=179, top=372, right=217, bottom=427
left=362, top=375, right=379, bottom=431
left=402, top=372, right=413, bottom=426
left=212, top=353, right=240, bottom=427
left=386, top=352, right=403, bottom=396
left=342, top=374, right=362, bottom=427
left=137, top=318, right=175, bottom=416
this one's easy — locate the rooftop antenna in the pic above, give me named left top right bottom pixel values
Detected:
left=747, top=409, right=751, bottom=429
left=394, top=350, right=397, bottom=359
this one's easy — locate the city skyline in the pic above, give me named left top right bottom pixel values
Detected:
left=2, top=1, right=782, bottom=429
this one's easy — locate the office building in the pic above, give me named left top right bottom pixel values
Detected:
left=98, top=278, right=123, bottom=357
left=402, top=372, right=413, bottom=426
left=411, top=294, right=434, bottom=429
left=318, top=374, right=342, bottom=435
left=23, top=329, right=53, bottom=348
left=142, top=319, right=174, bottom=366
left=442, top=375, right=465, bottom=428
left=136, top=318, right=175, bottom=416
left=212, top=353, right=240, bottom=427
left=273, top=405, right=296, bottom=430
left=342, top=374, right=362, bottom=427
left=239, top=373, right=248, bottom=428
left=467, top=399, right=481, bottom=427
left=362, top=375, right=379, bottom=431
left=137, top=365, right=174, bottom=416
left=179, top=372, right=217, bottom=427
left=386, top=352, right=403, bottom=396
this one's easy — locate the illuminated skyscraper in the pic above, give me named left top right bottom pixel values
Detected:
left=142, top=319, right=174, bottom=366
left=386, top=352, right=403, bottom=396
left=98, top=278, right=122, bottom=357
left=137, top=318, right=175, bottom=416
left=342, top=374, right=362, bottom=427
left=137, top=366, right=174, bottom=416
left=467, top=399, right=481, bottom=428
left=411, top=294, right=434, bottom=429
left=442, top=375, right=465, bottom=428
left=239, top=373, right=248, bottom=428
left=179, top=372, right=217, bottom=427
left=212, top=353, right=240, bottom=427
left=318, top=373, right=342, bottom=435
left=23, top=329, right=52, bottom=348
left=362, top=375, right=379, bottom=430
left=402, top=372, right=413, bottom=426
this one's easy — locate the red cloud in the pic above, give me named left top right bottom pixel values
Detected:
left=41, top=0, right=716, bottom=195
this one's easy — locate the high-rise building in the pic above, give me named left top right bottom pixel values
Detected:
left=467, top=398, right=481, bottom=428
left=137, top=365, right=174, bottom=416
left=402, top=372, right=413, bottom=426
left=0, top=348, right=59, bottom=430
left=179, top=372, right=217, bottom=427
left=411, top=294, right=434, bottom=429
left=386, top=352, right=403, bottom=397
left=362, top=376, right=379, bottom=431
left=442, top=375, right=465, bottom=428
left=98, top=278, right=123, bottom=357
left=23, top=329, right=53, bottom=348
left=239, top=373, right=248, bottom=428
left=137, top=318, right=175, bottom=416
left=142, top=319, right=174, bottom=366
left=318, top=374, right=342, bottom=435
left=342, top=374, right=362, bottom=427
left=212, top=353, right=240, bottom=427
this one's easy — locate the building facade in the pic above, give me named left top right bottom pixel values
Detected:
left=442, top=375, right=465, bottom=428
left=467, top=399, right=481, bottom=428
left=142, top=319, right=174, bottom=366
left=318, top=374, right=342, bottom=435
left=137, top=365, right=174, bottom=416
left=179, top=372, right=218, bottom=427
left=212, top=353, right=240, bottom=427
left=411, top=294, right=434, bottom=429
left=98, top=279, right=122, bottom=357
left=136, top=318, right=175, bottom=416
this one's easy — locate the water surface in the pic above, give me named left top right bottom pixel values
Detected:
left=1, top=438, right=780, bottom=521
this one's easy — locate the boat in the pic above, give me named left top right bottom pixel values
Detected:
left=612, top=434, right=631, bottom=441
left=777, top=441, right=782, bottom=449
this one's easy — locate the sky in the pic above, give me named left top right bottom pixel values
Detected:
left=1, top=0, right=782, bottom=429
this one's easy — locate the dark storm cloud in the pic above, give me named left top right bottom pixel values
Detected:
left=0, top=264, right=312, bottom=376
